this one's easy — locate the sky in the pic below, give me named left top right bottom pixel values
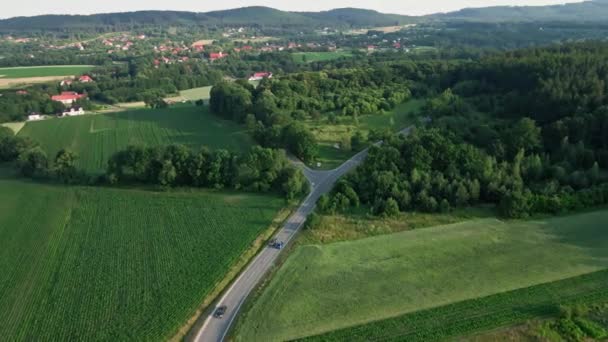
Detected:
left=0, top=0, right=587, bottom=19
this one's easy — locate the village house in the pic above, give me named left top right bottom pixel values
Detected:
left=60, top=79, right=73, bottom=86
left=52, top=91, right=85, bottom=105
left=210, top=52, right=228, bottom=62
left=79, top=75, right=93, bottom=83
left=248, top=72, right=273, bottom=81
left=16, top=90, right=28, bottom=95
left=60, top=106, right=85, bottom=117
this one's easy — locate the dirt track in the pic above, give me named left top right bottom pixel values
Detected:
left=0, top=75, right=71, bottom=88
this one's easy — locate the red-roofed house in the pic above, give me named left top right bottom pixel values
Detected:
left=242, top=45, right=253, bottom=51
left=209, top=52, right=227, bottom=62
left=193, top=44, right=205, bottom=52
left=60, top=79, right=73, bottom=86
left=16, top=90, right=28, bottom=95
left=52, top=91, right=85, bottom=105
left=248, top=72, right=273, bottom=81
left=79, top=75, right=93, bottom=83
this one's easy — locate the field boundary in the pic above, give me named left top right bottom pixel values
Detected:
left=172, top=203, right=299, bottom=342
left=297, top=269, right=608, bottom=341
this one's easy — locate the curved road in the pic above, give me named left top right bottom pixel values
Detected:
left=192, top=127, right=414, bottom=342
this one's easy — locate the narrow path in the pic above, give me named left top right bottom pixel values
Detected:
left=192, top=126, right=415, bottom=342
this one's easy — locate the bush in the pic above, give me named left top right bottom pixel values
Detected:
left=305, top=212, right=322, bottom=230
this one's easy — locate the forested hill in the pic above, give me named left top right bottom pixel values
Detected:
left=0, top=7, right=413, bottom=32
left=432, top=0, right=608, bottom=23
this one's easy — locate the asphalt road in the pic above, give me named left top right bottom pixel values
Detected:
left=192, top=127, right=413, bottom=342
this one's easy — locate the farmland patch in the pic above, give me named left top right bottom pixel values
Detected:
left=0, top=178, right=284, bottom=341
left=234, top=211, right=608, bottom=341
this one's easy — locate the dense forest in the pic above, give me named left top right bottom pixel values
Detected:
left=322, top=42, right=608, bottom=218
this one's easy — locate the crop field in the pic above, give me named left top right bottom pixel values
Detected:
left=0, top=178, right=284, bottom=341
left=308, top=99, right=425, bottom=169
left=18, top=105, right=252, bottom=173
left=166, top=86, right=213, bottom=102
left=0, top=65, right=94, bottom=78
left=234, top=211, right=608, bottom=341
left=292, top=51, right=353, bottom=63
left=300, top=270, right=608, bottom=341
left=166, top=81, right=259, bottom=103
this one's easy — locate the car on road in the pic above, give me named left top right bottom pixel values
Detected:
left=268, top=238, right=285, bottom=250
left=213, top=305, right=227, bottom=319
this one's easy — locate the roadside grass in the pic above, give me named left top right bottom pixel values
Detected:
left=307, top=99, right=425, bottom=169
left=17, top=104, right=252, bottom=173
left=234, top=210, right=608, bottom=341
left=292, top=51, right=353, bottom=63
left=299, top=270, right=608, bottom=341
left=298, top=205, right=495, bottom=245
left=0, top=65, right=94, bottom=78
left=0, top=178, right=285, bottom=341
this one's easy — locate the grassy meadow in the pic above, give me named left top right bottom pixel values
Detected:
left=292, top=51, right=353, bottom=63
left=0, top=177, right=284, bottom=341
left=0, top=65, right=94, bottom=78
left=308, top=99, right=425, bottom=169
left=300, top=270, right=608, bottom=341
left=18, top=105, right=252, bottom=173
left=234, top=211, right=608, bottom=341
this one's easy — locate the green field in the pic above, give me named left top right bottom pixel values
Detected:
left=292, top=51, right=353, bottom=63
left=0, top=177, right=284, bottom=341
left=168, top=81, right=259, bottom=103
left=234, top=211, right=608, bottom=341
left=0, top=65, right=94, bottom=78
left=300, top=270, right=608, bottom=341
left=308, top=99, right=425, bottom=169
left=180, top=86, right=212, bottom=101
left=18, top=105, right=252, bottom=173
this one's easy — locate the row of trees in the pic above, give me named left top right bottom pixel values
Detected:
left=106, top=144, right=309, bottom=199
left=0, top=129, right=309, bottom=199
left=0, top=127, right=81, bottom=182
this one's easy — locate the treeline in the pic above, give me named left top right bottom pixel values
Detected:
left=0, top=127, right=84, bottom=181
left=106, top=144, right=309, bottom=199
left=0, top=127, right=309, bottom=199
left=0, top=88, right=65, bottom=122
left=321, top=128, right=608, bottom=218
left=79, top=60, right=223, bottom=104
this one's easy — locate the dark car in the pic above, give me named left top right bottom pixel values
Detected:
left=213, top=305, right=227, bottom=319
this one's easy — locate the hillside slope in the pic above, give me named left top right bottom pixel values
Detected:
left=433, top=0, right=608, bottom=22
left=0, top=7, right=413, bottom=32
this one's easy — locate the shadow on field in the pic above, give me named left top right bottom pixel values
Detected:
left=538, top=210, right=608, bottom=266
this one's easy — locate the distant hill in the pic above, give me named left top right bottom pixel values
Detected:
left=1, top=1, right=606, bottom=33
left=0, top=7, right=413, bottom=32
left=432, top=0, right=608, bottom=22
left=302, top=8, right=414, bottom=27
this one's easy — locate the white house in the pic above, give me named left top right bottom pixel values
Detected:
left=27, top=113, right=43, bottom=121
left=61, top=107, right=85, bottom=117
